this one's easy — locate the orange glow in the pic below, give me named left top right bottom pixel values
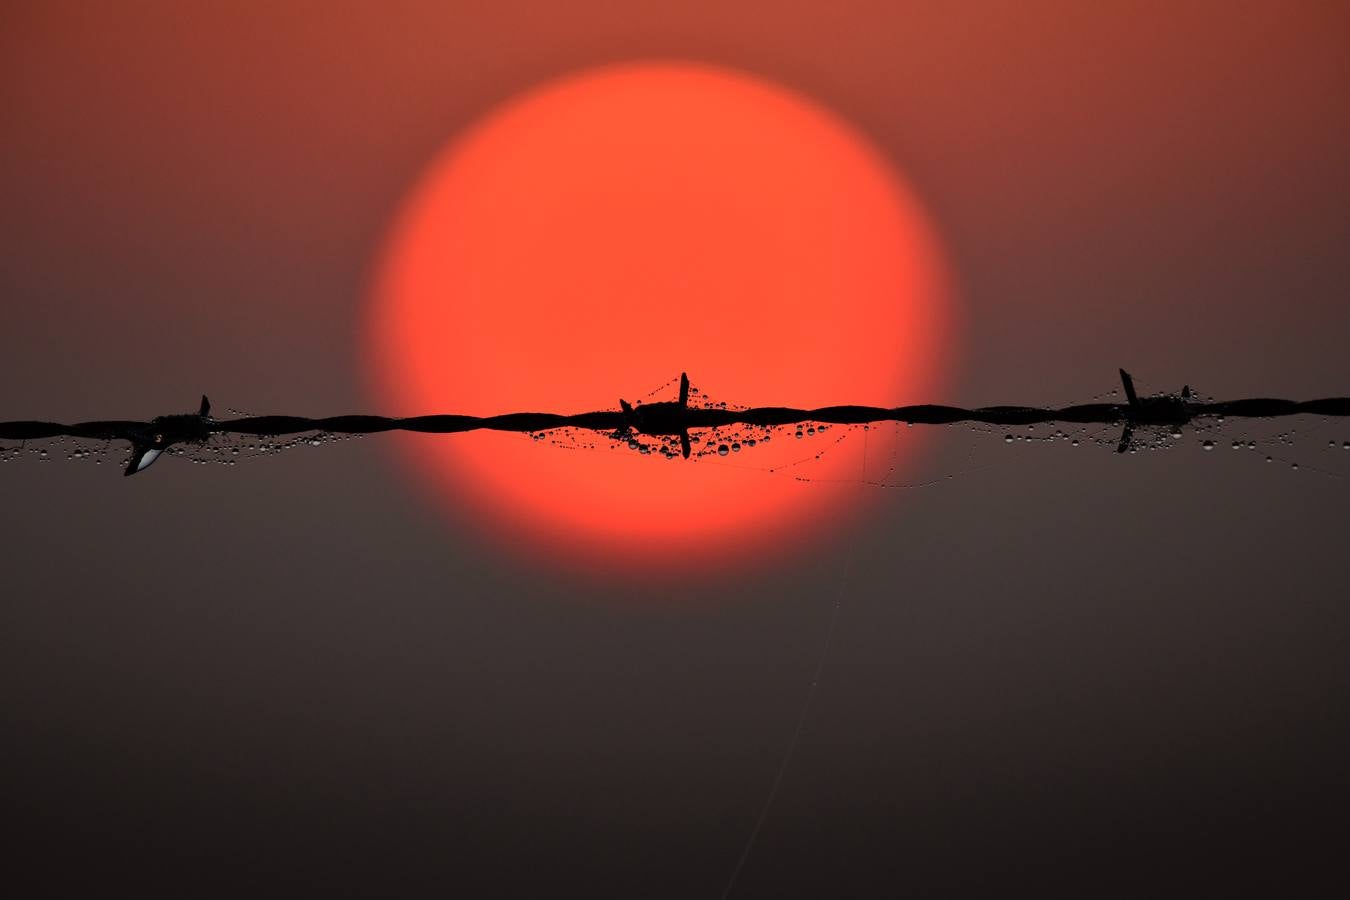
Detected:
left=367, top=62, right=955, bottom=575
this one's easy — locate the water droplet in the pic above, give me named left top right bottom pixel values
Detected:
left=717, top=444, right=729, bottom=456
left=1071, top=439, right=1079, bottom=446
left=795, top=431, right=804, bottom=440
left=308, top=439, right=322, bottom=447
left=1004, top=435, right=1013, bottom=443
left=731, top=443, right=741, bottom=453
left=1231, top=441, right=1241, bottom=451
left=1291, top=462, right=1299, bottom=470
left=1265, top=456, right=1273, bottom=463
left=1202, top=440, right=1215, bottom=450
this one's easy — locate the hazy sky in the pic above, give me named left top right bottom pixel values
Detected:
left=3, top=2, right=1349, bottom=895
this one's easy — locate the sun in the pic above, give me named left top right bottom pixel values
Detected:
left=367, top=61, right=955, bottom=576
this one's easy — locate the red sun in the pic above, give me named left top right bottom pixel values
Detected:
left=367, top=61, right=955, bottom=575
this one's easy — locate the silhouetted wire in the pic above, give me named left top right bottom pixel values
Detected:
left=4, top=370, right=1350, bottom=477
left=7, top=399, right=1350, bottom=446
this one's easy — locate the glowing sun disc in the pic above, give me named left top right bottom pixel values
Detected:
left=367, top=61, right=956, bottom=576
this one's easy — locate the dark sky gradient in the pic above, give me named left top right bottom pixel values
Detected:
left=3, top=2, right=1349, bottom=896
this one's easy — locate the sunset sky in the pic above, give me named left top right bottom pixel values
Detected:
left=3, top=2, right=1349, bottom=895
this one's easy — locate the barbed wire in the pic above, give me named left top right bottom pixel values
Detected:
left=2, top=370, right=1348, bottom=476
